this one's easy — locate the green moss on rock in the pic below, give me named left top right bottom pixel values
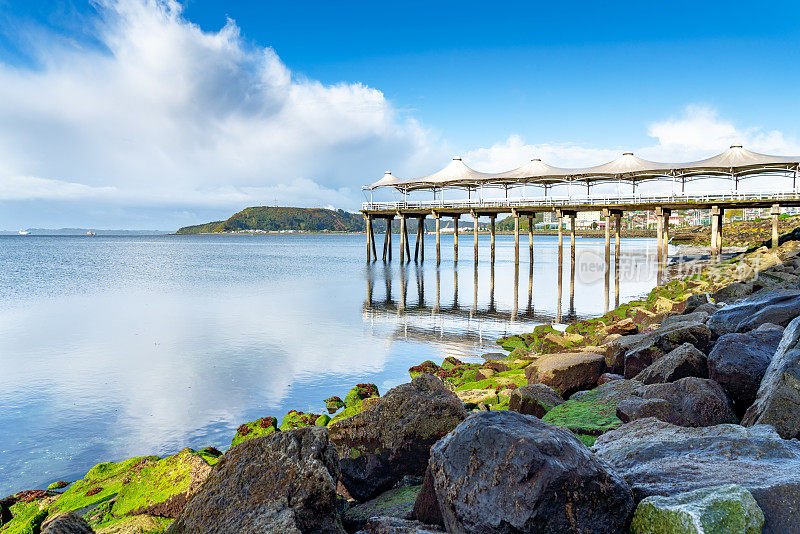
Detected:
left=631, top=484, right=764, bottom=534
left=46, top=481, right=70, bottom=491
left=2, top=494, right=51, bottom=534
left=409, top=360, right=439, bottom=378
left=279, top=410, right=323, bottom=431
left=230, top=416, right=278, bottom=447
left=315, top=414, right=331, bottom=426
left=344, top=383, right=379, bottom=408
left=541, top=388, right=623, bottom=436
left=324, top=396, right=345, bottom=414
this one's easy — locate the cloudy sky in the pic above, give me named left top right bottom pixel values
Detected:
left=1, top=0, right=799, bottom=230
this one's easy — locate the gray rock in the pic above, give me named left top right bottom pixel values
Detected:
left=592, top=418, right=800, bottom=533
left=329, top=374, right=467, bottom=501
left=708, top=329, right=783, bottom=416
left=694, top=302, right=722, bottom=315
left=354, top=517, right=444, bottom=534
left=683, top=292, right=713, bottom=314
left=429, top=411, right=634, bottom=533
left=706, top=290, right=800, bottom=337
left=41, top=512, right=94, bottom=534
left=616, top=378, right=737, bottom=427
left=621, top=322, right=712, bottom=378
left=166, top=427, right=344, bottom=534
left=633, top=343, right=708, bottom=385
left=743, top=316, right=800, bottom=438
left=343, top=486, right=421, bottom=532
left=480, top=352, right=507, bottom=361
left=508, top=384, right=564, bottom=417
left=756, top=323, right=785, bottom=332
left=711, top=282, right=755, bottom=303
left=630, top=484, right=764, bottom=534
left=661, top=310, right=709, bottom=327
left=412, top=468, right=443, bottom=528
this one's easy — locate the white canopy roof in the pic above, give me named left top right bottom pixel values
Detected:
left=366, top=146, right=800, bottom=190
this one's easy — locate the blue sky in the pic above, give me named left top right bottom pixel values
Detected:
left=0, top=0, right=799, bottom=229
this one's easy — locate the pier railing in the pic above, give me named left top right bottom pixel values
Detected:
left=362, top=190, right=800, bottom=211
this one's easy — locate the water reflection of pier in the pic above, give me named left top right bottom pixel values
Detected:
left=364, top=254, right=621, bottom=328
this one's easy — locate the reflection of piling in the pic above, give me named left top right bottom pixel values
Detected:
left=512, top=261, right=519, bottom=322
left=399, top=263, right=406, bottom=311
left=453, top=266, right=459, bottom=309
left=490, top=216, right=496, bottom=264
left=489, top=261, right=495, bottom=311
left=556, top=239, right=563, bottom=323
left=434, top=268, right=440, bottom=312
left=472, top=264, right=478, bottom=315
left=527, top=261, right=533, bottom=313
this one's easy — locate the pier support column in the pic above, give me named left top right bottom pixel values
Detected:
left=365, top=215, right=371, bottom=262
left=471, top=210, right=479, bottom=264
left=556, top=210, right=564, bottom=264
left=513, top=209, right=520, bottom=265
left=710, top=207, right=718, bottom=257
left=655, top=206, right=664, bottom=261
left=489, top=215, right=496, bottom=264
left=432, top=211, right=441, bottom=266
left=771, top=204, right=781, bottom=249
left=453, top=215, right=460, bottom=263
left=383, top=217, right=392, bottom=261
left=528, top=214, right=534, bottom=263
left=366, top=215, right=377, bottom=262
left=404, top=214, right=411, bottom=261
left=399, top=213, right=406, bottom=263
left=414, top=216, right=426, bottom=262
left=570, top=213, right=576, bottom=278
left=663, top=209, right=671, bottom=260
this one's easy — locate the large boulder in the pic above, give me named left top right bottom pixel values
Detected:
left=630, top=484, right=764, bottom=534
left=508, top=384, right=564, bottom=417
left=661, top=310, right=710, bottom=327
left=328, top=374, right=467, bottom=502
left=616, top=378, right=737, bottom=427
left=708, top=329, right=783, bottom=416
left=706, top=290, right=800, bottom=337
left=742, top=316, right=800, bottom=438
left=610, top=322, right=712, bottom=379
left=592, top=418, right=800, bottom=533
left=412, top=468, right=443, bottom=528
left=524, top=352, right=605, bottom=396
left=166, top=427, right=344, bottom=533
left=633, top=343, right=708, bottom=385
left=543, top=379, right=642, bottom=437
left=41, top=512, right=94, bottom=533
left=429, top=411, right=635, bottom=533
left=711, top=282, right=755, bottom=303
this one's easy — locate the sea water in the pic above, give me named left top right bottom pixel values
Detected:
left=0, top=234, right=658, bottom=494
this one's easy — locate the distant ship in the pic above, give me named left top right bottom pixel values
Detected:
left=86, top=232, right=96, bottom=236
left=18, top=230, right=30, bottom=235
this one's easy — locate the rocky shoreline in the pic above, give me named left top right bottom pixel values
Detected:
left=6, top=237, right=800, bottom=533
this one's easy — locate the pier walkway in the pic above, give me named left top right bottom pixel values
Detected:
left=360, top=147, right=800, bottom=266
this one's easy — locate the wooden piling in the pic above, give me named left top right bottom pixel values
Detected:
left=383, top=218, right=390, bottom=261
left=435, top=213, right=441, bottom=266
left=472, top=211, right=479, bottom=264
left=528, top=215, right=534, bottom=264
left=772, top=204, right=780, bottom=248
left=403, top=215, right=411, bottom=261
left=453, top=216, right=459, bottom=263
left=399, top=215, right=406, bottom=262
left=490, top=216, right=496, bottom=264
left=513, top=210, right=520, bottom=265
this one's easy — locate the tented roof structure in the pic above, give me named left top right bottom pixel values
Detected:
left=365, top=146, right=800, bottom=191
left=396, top=157, right=494, bottom=191
left=367, top=171, right=404, bottom=189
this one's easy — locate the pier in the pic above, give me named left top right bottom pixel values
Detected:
left=361, top=147, right=800, bottom=268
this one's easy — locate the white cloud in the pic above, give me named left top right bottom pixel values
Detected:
left=464, top=105, right=800, bottom=172
left=0, top=0, right=441, bottom=222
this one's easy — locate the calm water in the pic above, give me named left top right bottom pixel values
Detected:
left=0, top=234, right=659, bottom=495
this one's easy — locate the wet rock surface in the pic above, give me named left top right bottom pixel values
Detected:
left=616, top=378, right=737, bottom=427
left=630, top=484, right=764, bottom=534
left=41, top=512, right=95, bottom=533
left=707, top=290, right=800, bottom=337
left=328, top=374, right=467, bottom=502
left=633, top=342, right=708, bottom=385
left=429, top=411, right=634, bottom=533
left=167, top=427, right=344, bottom=534
left=354, top=517, right=444, bottom=534
left=593, top=418, right=800, bottom=533
left=342, top=485, right=421, bottom=532
left=507, top=384, right=563, bottom=417
left=742, top=316, right=800, bottom=438
left=708, top=329, right=783, bottom=416
left=524, top=352, right=605, bottom=396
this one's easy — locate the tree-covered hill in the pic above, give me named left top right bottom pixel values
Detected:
left=175, top=207, right=365, bottom=234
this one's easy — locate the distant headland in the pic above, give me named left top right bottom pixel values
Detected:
left=175, top=206, right=366, bottom=234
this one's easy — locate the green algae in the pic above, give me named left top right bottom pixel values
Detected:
left=342, top=485, right=422, bottom=528
left=631, top=484, right=764, bottom=534
left=325, top=396, right=345, bottom=413
left=196, top=447, right=222, bottom=466
left=344, top=383, right=379, bottom=408
left=541, top=388, right=623, bottom=436
left=111, top=449, right=207, bottom=517
left=230, top=417, right=278, bottom=447
left=46, top=481, right=70, bottom=491
left=3, top=499, right=49, bottom=534
left=279, top=410, right=324, bottom=431
left=409, top=360, right=439, bottom=378
left=315, top=414, right=331, bottom=426
left=577, top=434, right=598, bottom=447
